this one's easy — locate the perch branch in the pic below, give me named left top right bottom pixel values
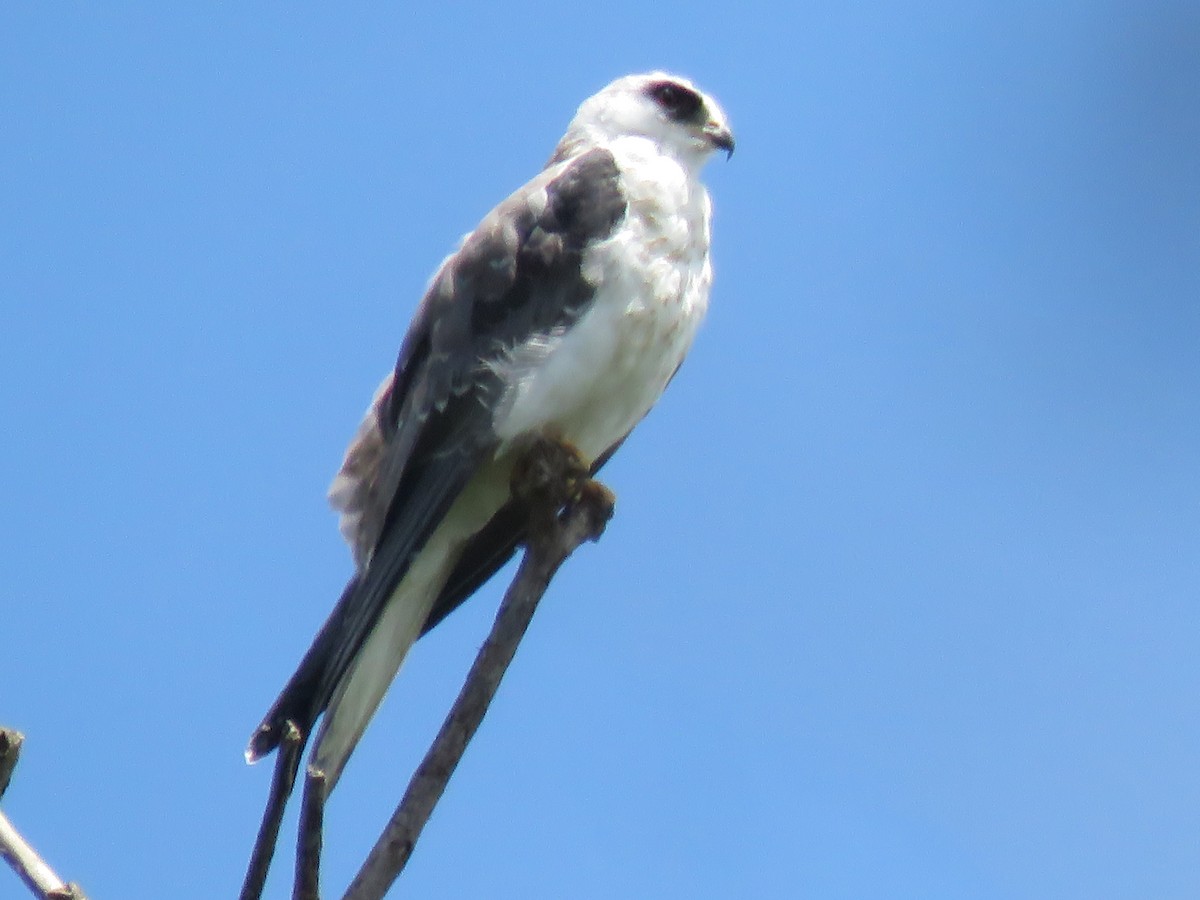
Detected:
left=340, top=443, right=615, bottom=900
left=294, top=766, right=327, bottom=900
left=240, top=720, right=305, bottom=900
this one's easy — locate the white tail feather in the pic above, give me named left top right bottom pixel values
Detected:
left=311, top=467, right=510, bottom=790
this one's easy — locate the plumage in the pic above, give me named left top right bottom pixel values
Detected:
left=246, top=71, right=733, bottom=797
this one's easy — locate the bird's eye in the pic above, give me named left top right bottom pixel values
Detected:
left=647, top=81, right=703, bottom=122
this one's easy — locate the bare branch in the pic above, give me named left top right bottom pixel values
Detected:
left=341, top=445, right=614, bottom=900
left=240, top=721, right=305, bottom=900
left=294, top=766, right=327, bottom=900
left=0, top=728, right=89, bottom=900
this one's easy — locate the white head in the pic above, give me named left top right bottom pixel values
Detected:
left=555, top=72, right=734, bottom=169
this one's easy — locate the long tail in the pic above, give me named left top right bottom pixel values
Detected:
left=309, top=524, right=455, bottom=788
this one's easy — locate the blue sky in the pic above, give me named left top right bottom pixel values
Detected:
left=2, top=3, right=1198, bottom=898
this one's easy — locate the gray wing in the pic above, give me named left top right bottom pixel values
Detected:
left=247, top=147, right=626, bottom=760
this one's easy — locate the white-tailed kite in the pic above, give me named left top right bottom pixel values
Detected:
left=246, top=72, right=733, bottom=793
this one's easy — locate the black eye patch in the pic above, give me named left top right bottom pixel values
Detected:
left=646, top=80, right=704, bottom=122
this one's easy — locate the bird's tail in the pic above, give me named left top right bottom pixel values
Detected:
left=308, top=547, right=444, bottom=789
left=246, top=512, right=467, bottom=786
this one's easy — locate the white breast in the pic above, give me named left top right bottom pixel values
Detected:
left=490, top=139, right=713, bottom=463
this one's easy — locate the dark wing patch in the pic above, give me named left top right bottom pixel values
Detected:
left=248, top=147, right=626, bottom=761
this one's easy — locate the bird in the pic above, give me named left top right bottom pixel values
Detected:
left=245, top=71, right=733, bottom=798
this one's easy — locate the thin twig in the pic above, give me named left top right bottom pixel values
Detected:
left=294, top=766, right=327, bottom=900
left=0, top=728, right=89, bottom=900
left=341, top=466, right=614, bottom=900
left=240, top=721, right=305, bottom=900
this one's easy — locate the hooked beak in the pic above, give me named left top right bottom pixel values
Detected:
left=703, top=121, right=736, bottom=159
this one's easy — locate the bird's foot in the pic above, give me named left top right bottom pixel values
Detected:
left=512, top=434, right=615, bottom=547
left=512, top=433, right=590, bottom=512
left=573, top=479, right=616, bottom=538
left=577, top=478, right=615, bottom=513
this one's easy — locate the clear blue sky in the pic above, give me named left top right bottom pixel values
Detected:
left=3, top=3, right=1198, bottom=898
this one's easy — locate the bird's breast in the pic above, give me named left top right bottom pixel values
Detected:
left=490, top=165, right=712, bottom=463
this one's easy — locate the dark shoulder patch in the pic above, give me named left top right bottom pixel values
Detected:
left=543, top=147, right=626, bottom=244
left=460, top=148, right=625, bottom=339
left=383, top=148, right=628, bottom=432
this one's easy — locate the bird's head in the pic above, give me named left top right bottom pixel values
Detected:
left=561, top=72, right=734, bottom=168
